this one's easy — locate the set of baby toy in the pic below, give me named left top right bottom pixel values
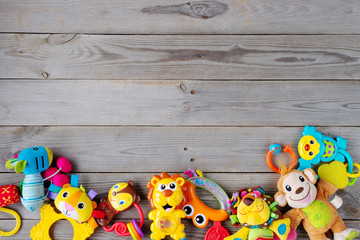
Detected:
left=1, top=126, right=360, bottom=240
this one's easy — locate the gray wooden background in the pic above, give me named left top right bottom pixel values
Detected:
left=1, top=0, right=360, bottom=239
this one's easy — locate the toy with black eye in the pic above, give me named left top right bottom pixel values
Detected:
left=5, top=146, right=54, bottom=212
left=96, top=181, right=144, bottom=240
left=183, top=169, right=230, bottom=240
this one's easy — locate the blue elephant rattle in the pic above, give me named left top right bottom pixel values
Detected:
left=6, top=146, right=53, bottom=211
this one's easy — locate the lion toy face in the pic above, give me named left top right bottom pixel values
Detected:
left=55, top=184, right=97, bottom=222
left=151, top=176, right=185, bottom=214
left=237, top=187, right=271, bottom=226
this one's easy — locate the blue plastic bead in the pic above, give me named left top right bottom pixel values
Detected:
left=269, top=143, right=281, bottom=154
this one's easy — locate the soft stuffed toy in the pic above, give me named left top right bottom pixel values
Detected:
left=275, top=167, right=360, bottom=240
left=6, top=146, right=53, bottom=212
left=225, top=186, right=296, bottom=240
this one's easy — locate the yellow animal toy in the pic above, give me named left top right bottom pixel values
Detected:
left=225, top=187, right=295, bottom=240
left=31, top=175, right=101, bottom=240
left=147, top=172, right=187, bottom=240
left=54, top=184, right=97, bottom=223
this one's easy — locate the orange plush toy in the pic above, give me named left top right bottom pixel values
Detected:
left=275, top=167, right=360, bottom=240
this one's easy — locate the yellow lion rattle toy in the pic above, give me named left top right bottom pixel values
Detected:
left=147, top=172, right=187, bottom=240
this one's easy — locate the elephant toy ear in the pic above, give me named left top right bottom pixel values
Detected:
left=15, top=160, right=27, bottom=173
left=5, top=159, right=16, bottom=169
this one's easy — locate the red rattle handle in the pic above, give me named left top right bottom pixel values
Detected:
left=267, top=143, right=297, bottom=173
left=103, top=203, right=144, bottom=237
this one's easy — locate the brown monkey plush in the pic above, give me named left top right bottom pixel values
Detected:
left=275, top=167, right=359, bottom=240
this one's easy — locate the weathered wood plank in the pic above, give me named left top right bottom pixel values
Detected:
left=1, top=219, right=358, bottom=240
left=1, top=0, right=360, bottom=34
left=1, top=80, right=360, bottom=126
left=1, top=173, right=358, bottom=221
left=1, top=34, right=360, bottom=80
left=1, top=127, right=360, bottom=173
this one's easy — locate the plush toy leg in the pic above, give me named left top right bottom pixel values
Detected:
left=331, top=215, right=348, bottom=235
left=334, top=229, right=360, bottom=240
left=307, top=232, right=328, bottom=240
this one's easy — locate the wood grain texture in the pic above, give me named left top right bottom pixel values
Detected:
left=1, top=80, right=360, bottom=126
left=1, top=126, right=360, bottom=173
left=1, top=0, right=360, bottom=34
left=0, top=219, right=358, bottom=240
left=1, top=34, right=360, bottom=80
left=1, top=172, right=358, bottom=221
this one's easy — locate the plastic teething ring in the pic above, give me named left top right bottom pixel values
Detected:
left=103, top=203, right=144, bottom=237
left=130, top=221, right=141, bottom=239
left=132, top=219, right=144, bottom=237
left=0, top=207, right=21, bottom=236
left=127, top=222, right=139, bottom=240
left=30, top=204, right=96, bottom=240
left=267, top=144, right=297, bottom=173
left=346, top=162, right=360, bottom=178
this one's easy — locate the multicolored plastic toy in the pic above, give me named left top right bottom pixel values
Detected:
left=96, top=181, right=144, bottom=240
left=298, top=126, right=358, bottom=187
left=298, top=126, right=353, bottom=171
left=267, top=143, right=297, bottom=173
left=147, top=172, right=187, bottom=240
left=183, top=169, right=230, bottom=228
left=5, top=146, right=53, bottom=211
left=0, top=184, right=21, bottom=236
left=226, top=186, right=296, bottom=240
left=31, top=175, right=100, bottom=240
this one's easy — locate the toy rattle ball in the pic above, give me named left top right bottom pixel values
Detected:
left=267, top=143, right=297, bottom=173
left=57, top=157, right=72, bottom=173
left=42, top=157, right=72, bottom=187
left=42, top=167, right=58, bottom=181
left=269, top=143, right=282, bottom=154
left=0, top=185, right=21, bottom=236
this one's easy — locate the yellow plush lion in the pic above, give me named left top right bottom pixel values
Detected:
left=147, top=172, right=187, bottom=240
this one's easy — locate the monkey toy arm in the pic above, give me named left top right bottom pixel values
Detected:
left=317, top=179, right=338, bottom=199
left=283, top=209, right=305, bottom=230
